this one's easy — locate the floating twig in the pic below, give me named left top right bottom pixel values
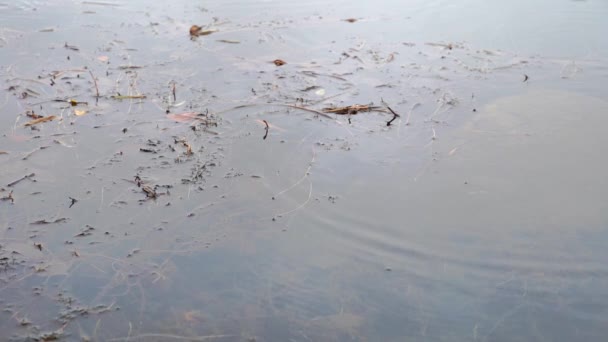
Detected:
left=323, top=104, right=384, bottom=115
left=262, top=120, right=269, bottom=140
left=7, top=173, right=36, bottom=187
left=69, top=197, right=78, bottom=208
left=385, top=105, right=400, bottom=126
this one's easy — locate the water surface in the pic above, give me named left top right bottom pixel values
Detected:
left=1, top=0, right=607, bottom=341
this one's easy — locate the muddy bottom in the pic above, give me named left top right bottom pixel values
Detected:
left=1, top=0, right=608, bottom=341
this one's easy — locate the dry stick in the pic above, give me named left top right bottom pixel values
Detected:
left=262, top=119, right=269, bottom=140
left=171, top=82, right=176, bottom=102
left=88, top=69, right=100, bottom=104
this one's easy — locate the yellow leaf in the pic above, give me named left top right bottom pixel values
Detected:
left=74, top=109, right=87, bottom=116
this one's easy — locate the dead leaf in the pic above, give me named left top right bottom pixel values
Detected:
left=343, top=18, right=358, bottom=23
left=74, top=109, right=87, bottom=116
left=190, top=25, right=202, bottom=35
left=189, top=25, right=216, bottom=37
left=24, top=115, right=57, bottom=127
left=273, top=59, right=286, bottom=66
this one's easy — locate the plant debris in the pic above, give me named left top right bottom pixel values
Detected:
left=7, top=173, right=36, bottom=187
left=322, top=104, right=384, bottom=115
left=0, top=190, right=14, bottom=203
left=75, top=225, right=95, bottom=237
left=262, top=120, right=269, bottom=140
left=273, top=59, right=287, bottom=66
left=189, top=25, right=216, bottom=37
left=31, top=218, right=68, bottom=225
left=24, top=115, right=57, bottom=127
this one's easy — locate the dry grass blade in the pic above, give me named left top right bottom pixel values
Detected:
left=24, top=115, right=57, bottom=126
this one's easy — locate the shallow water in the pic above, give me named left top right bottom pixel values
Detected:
left=1, top=1, right=608, bottom=341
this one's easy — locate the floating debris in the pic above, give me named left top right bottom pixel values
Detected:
left=189, top=25, right=217, bottom=37
left=273, top=59, right=287, bottom=66
left=24, top=115, right=57, bottom=127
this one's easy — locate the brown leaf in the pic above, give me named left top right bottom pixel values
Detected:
left=343, top=18, right=358, bottom=23
left=24, top=115, right=57, bottom=127
left=273, top=59, right=286, bottom=66
left=189, top=25, right=216, bottom=37
left=189, top=25, right=202, bottom=35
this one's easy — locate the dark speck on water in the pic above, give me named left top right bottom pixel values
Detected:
left=0, top=0, right=607, bottom=341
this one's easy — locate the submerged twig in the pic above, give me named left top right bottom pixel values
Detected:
left=22, top=146, right=50, bottom=160
left=262, top=120, right=269, bottom=140
left=225, top=103, right=334, bottom=119
left=88, top=69, right=100, bottom=103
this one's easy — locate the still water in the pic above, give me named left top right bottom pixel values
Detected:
left=1, top=0, right=607, bottom=341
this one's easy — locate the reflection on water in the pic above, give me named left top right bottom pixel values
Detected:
left=1, top=0, right=607, bottom=341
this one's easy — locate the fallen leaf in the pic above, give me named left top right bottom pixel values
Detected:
left=343, top=18, right=358, bottom=23
left=189, top=25, right=202, bottom=35
left=24, top=116, right=57, bottom=127
left=273, top=59, right=286, bottom=66
left=74, top=109, right=87, bottom=116
left=189, top=25, right=216, bottom=37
